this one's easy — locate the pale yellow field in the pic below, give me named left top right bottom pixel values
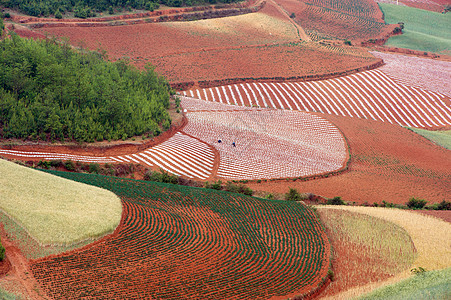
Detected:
left=317, top=206, right=451, bottom=299
left=0, top=159, right=122, bottom=246
left=163, top=3, right=299, bottom=43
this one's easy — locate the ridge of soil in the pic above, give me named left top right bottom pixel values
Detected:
left=10, top=0, right=264, bottom=28
left=0, top=113, right=187, bottom=157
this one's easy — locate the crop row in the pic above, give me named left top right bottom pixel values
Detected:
left=371, top=51, right=451, bottom=97
left=0, top=132, right=215, bottom=179
left=31, top=172, right=330, bottom=299
left=183, top=70, right=451, bottom=128
left=181, top=98, right=347, bottom=180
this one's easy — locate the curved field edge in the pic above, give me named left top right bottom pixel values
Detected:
left=31, top=171, right=331, bottom=299
left=0, top=159, right=122, bottom=246
left=316, top=207, right=416, bottom=298
left=317, top=206, right=451, bottom=299
left=379, top=3, right=451, bottom=55
left=407, top=128, right=451, bottom=150
left=357, top=267, right=451, bottom=300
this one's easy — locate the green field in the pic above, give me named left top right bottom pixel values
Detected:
left=358, top=267, right=451, bottom=300
left=379, top=4, right=451, bottom=54
left=408, top=128, right=451, bottom=150
left=0, top=159, right=122, bottom=246
left=30, top=170, right=331, bottom=299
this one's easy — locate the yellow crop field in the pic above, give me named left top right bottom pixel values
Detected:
left=0, top=159, right=122, bottom=246
left=317, top=206, right=451, bottom=299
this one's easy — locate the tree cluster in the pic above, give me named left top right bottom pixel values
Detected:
left=1, top=0, right=242, bottom=18
left=0, top=34, right=172, bottom=143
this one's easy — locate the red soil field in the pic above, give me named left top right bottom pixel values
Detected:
left=31, top=0, right=380, bottom=84
left=30, top=175, right=331, bottom=299
left=292, top=0, right=392, bottom=41
left=416, top=210, right=451, bottom=223
left=247, top=113, right=451, bottom=205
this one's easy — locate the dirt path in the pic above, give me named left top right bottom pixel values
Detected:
left=0, top=226, right=49, bottom=300
left=269, top=0, right=311, bottom=41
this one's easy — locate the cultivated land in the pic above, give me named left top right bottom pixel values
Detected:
left=379, top=3, right=451, bottom=55
left=31, top=171, right=330, bottom=299
left=319, top=206, right=451, bottom=299
left=0, top=0, right=450, bottom=298
left=0, top=159, right=122, bottom=245
left=29, top=0, right=382, bottom=84
left=317, top=208, right=416, bottom=298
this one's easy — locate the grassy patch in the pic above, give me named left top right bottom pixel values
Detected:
left=0, top=159, right=122, bottom=245
left=379, top=4, right=451, bottom=54
left=358, top=267, right=451, bottom=300
left=407, top=128, right=451, bottom=150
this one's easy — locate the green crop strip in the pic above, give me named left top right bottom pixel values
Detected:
left=31, top=171, right=329, bottom=299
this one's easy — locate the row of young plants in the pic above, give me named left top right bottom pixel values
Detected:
left=31, top=170, right=330, bottom=299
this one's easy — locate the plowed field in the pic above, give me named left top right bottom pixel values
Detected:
left=32, top=0, right=380, bottom=83
left=185, top=69, right=451, bottom=129
left=31, top=172, right=330, bottom=299
left=248, top=113, right=451, bottom=204
left=0, top=132, right=215, bottom=180
left=182, top=97, right=347, bottom=180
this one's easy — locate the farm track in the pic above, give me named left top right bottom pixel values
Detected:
left=184, top=69, right=451, bottom=129
left=29, top=174, right=330, bottom=299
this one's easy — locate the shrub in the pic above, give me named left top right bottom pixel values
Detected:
left=344, top=40, right=352, bottom=46
left=89, top=163, right=100, bottom=174
left=55, top=9, right=63, bottom=19
left=224, top=182, right=253, bottom=196
left=205, top=180, right=222, bottom=190
left=290, top=12, right=296, bottom=18
left=406, top=197, right=427, bottom=209
left=37, top=160, right=51, bottom=169
left=49, top=160, right=63, bottom=168
left=437, top=200, right=451, bottom=210
left=327, top=196, right=345, bottom=205
left=0, top=239, right=4, bottom=261
left=285, top=188, right=301, bottom=201
left=411, top=267, right=427, bottom=275
left=264, top=193, right=274, bottom=200
left=144, top=169, right=178, bottom=184
left=327, top=270, right=335, bottom=281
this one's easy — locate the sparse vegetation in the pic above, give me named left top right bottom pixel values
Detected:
left=285, top=188, right=301, bottom=201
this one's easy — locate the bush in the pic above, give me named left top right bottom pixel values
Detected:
left=285, top=188, right=301, bottom=201
left=327, top=196, right=345, bottom=205
left=144, top=169, right=178, bottom=184
left=0, top=239, right=4, bottom=261
left=205, top=180, right=222, bottom=190
left=55, top=9, right=62, bottom=19
left=264, top=193, right=274, bottom=200
left=290, top=12, right=296, bottom=18
left=89, top=163, right=100, bottom=174
left=437, top=200, right=451, bottom=210
left=406, top=197, right=427, bottom=209
left=224, top=182, right=253, bottom=196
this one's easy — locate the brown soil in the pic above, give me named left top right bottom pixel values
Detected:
left=0, top=224, right=48, bottom=299
left=0, top=111, right=187, bottom=158
left=415, top=210, right=451, bottom=223
left=247, top=113, right=451, bottom=205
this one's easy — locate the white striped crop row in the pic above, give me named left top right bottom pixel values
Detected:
left=371, top=51, right=451, bottom=98
left=181, top=98, right=347, bottom=180
left=183, top=69, right=451, bottom=128
left=0, top=132, right=215, bottom=180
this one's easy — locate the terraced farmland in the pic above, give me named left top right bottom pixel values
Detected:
left=182, top=97, right=347, bottom=180
left=0, top=132, right=215, bottom=180
left=30, top=171, right=330, bottom=299
left=184, top=69, right=451, bottom=129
